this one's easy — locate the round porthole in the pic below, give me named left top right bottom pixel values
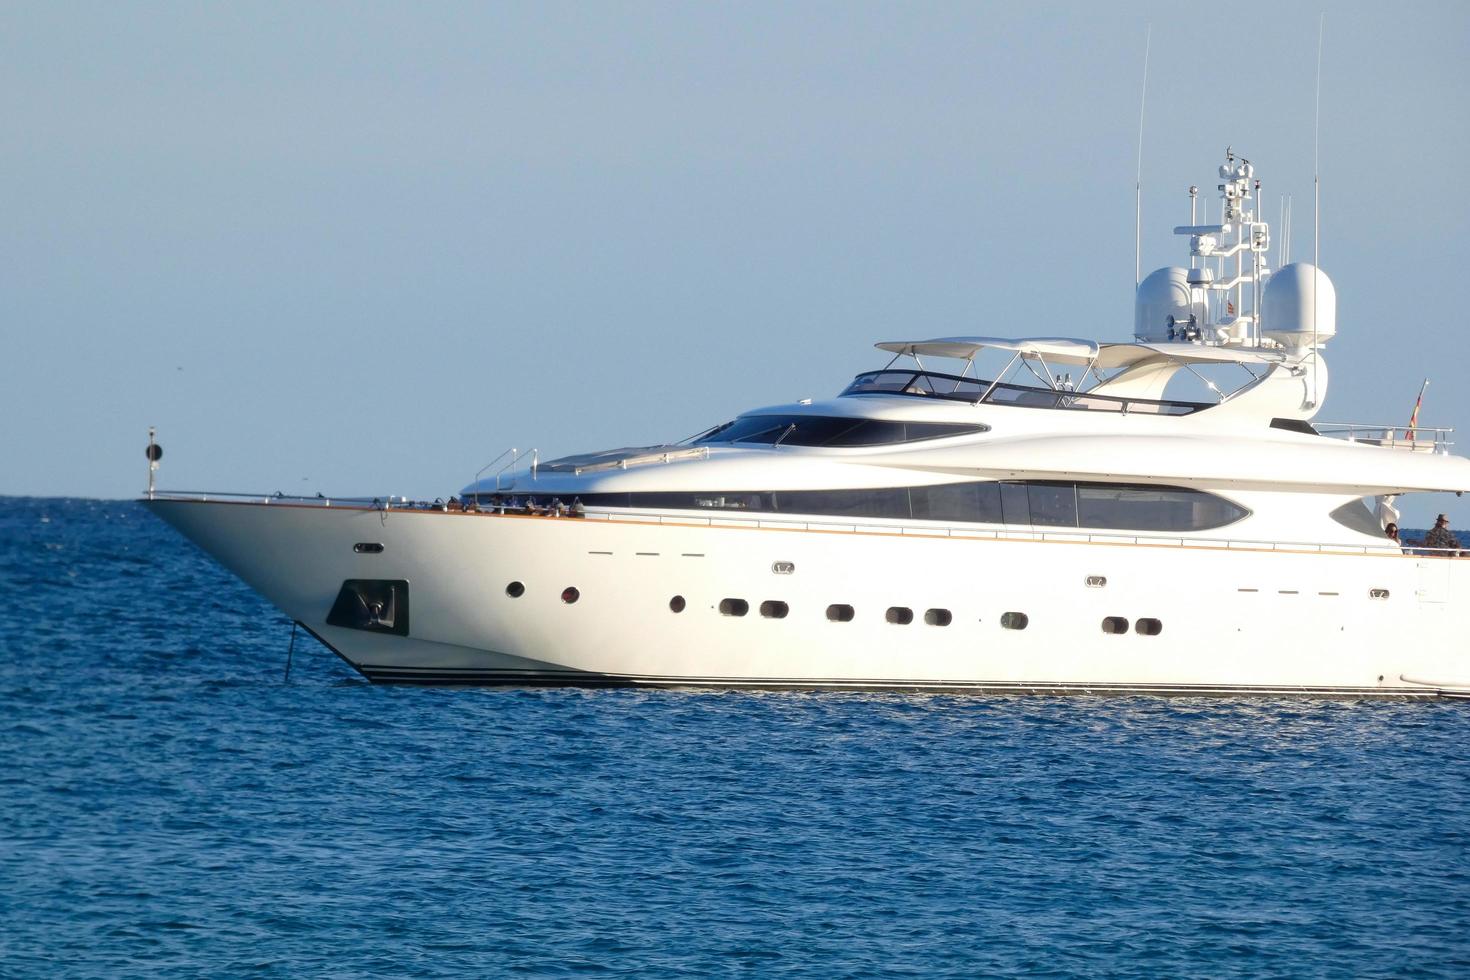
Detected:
left=669, top=595, right=686, bottom=613
left=561, top=587, right=580, bottom=604
left=505, top=581, right=525, bottom=598
left=1102, top=616, right=1129, bottom=634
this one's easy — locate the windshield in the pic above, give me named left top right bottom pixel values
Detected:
left=697, top=415, right=987, bottom=447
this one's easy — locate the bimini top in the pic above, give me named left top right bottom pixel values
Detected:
left=1094, top=342, right=1289, bottom=370
left=876, top=336, right=1099, bottom=365
left=877, top=335, right=1290, bottom=371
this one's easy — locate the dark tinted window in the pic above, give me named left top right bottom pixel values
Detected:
left=1076, top=485, right=1247, bottom=532
left=777, top=487, right=911, bottom=520
left=698, top=415, right=987, bottom=447
left=1028, top=482, right=1077, bottom=527
left=911, top=482, right=1003, bottom=523
left=1000, top=483, right=1030, bottom=525
left=580, top=481, right=1247, bottom=532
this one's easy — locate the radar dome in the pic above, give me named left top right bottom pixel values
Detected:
left=1134, top=267, right=1194, bottom=342
left=1262, top=263, right=1336, bottom=349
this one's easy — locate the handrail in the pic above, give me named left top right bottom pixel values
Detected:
left=495, top=450, right=525, bottom=490
left=572, top=446, right=710, bottom=475
left=1314, top=422, right=1454, bottom=452
left=474, top=448, right=518, bottom=494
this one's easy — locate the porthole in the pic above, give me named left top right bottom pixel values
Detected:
left=826, top=604, right=855, bottom=623
left=1102, top=616, right=1129, bottom=634
left=505, top=581, right=525, bottom=598
left=1135, top=618, right=1163, bottom=636
left=669, top=595, right=686, bottom=613
left=719, top=598, right=749, bottom=617
left=561, top=587, right=580, bottom=604
left=924, top=608, right=952, bottom=626
left=760, top=600, right=789, bottom=619
left=1085, top=575, right=1106, bottom=588
left=886, top=606, right=914, bottom=625
left=1000, top=611, right=1029, bottom=631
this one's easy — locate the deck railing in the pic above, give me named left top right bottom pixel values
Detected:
left=1315, top=422, right=1454, bottom=453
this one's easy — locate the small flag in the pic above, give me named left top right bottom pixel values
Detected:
left=1407, top=379, right=1429, bottom=443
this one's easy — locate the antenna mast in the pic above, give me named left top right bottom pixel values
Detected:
left=1311, top=12, right=1324, bottom=406
left=1134, top=24, right=1152, bottom=290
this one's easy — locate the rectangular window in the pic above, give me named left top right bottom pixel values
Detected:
left=1027, top=482, right=1078, bottom=527
left=775, top=488, right=911, bottom=519
left=1000, top=482, right=1031, bottom=525
left=911, top=482, right=1003, bottom=523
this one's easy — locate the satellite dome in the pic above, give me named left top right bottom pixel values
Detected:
left=1262, top=263, right=1336, bottom=350
left=1135, top=267, right=1194, bottom=342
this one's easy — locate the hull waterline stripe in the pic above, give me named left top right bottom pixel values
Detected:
left=348, top=664, right=1464, bottom=699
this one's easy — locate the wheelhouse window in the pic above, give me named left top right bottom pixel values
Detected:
left=697, top=415, right=987, bottom=448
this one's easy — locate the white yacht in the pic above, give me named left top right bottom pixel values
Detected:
left=147, top=152, right=1470, bottom=696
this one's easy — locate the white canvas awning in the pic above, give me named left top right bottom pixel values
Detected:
left=876, top=336, right=1100, bottom=366
left=1094, top=342, right=1289, bottom=370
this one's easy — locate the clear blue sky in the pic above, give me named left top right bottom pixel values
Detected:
left=3, top=1, right=1466, bottom=527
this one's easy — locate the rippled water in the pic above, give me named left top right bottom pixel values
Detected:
left=3, top=497, right=1469, bottom=977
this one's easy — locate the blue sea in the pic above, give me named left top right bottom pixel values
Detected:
left=3, top=497, right=1469, bottom=977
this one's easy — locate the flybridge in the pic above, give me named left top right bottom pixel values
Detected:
left=871, top=151, right=1338, bottom=417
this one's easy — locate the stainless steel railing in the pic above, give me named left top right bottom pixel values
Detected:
left=1315, top=422, right=1455, bottom=452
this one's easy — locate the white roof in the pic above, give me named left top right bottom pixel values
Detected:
left=1094, top=342, right=1289, bottom=370
left=877, top=336, right=1292, bottom=371
left=876, top=336, right=1099, bottom=365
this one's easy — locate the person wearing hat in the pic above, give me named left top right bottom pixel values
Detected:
left=1424, top=514, right=1461, bottom=555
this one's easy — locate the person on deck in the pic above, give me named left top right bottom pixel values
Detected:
left=1385, top=523, right=1400, bottom=544
left=1424, top=514, right=1461, bottom=555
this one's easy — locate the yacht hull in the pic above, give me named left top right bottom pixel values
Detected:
left=146, top=499, right=1470, bottom=698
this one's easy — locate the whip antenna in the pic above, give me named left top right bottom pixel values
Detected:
left=1134, top=23, right=1152, bottom=290
left=1311, top=13, right=1324, bottom=406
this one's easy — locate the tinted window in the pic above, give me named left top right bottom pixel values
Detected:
left=1028, top=482, right=1077, bottom=527
left=1076, top=485, right=1247, bottom=532
left=776, top=487, right=911, bottom=519
left=911, top=482, right=1003, bottom=523
left=1000, top=483, right=1030, bottom=524
left=580, top=481, right=1247, bottom=532
left=698, top=415, right=987, bottom=447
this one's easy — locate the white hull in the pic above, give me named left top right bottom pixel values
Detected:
left=147, top=499, right=1470, bottom=698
